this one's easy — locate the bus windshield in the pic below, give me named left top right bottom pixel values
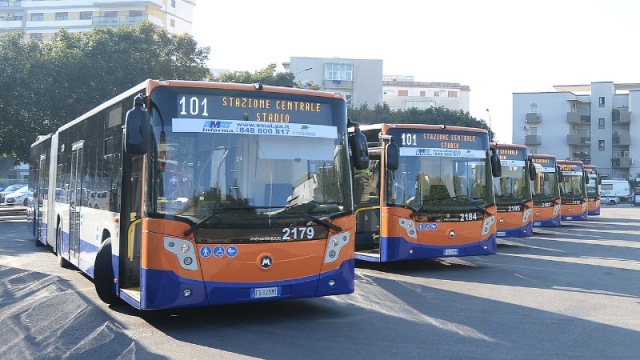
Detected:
left=495, top=160, right=528, bottom=201
left=147, top=87, right=350, bottom=228
left=385, top=129, right=492, bottom=211
left=532, top=164, right=559, bottom=201
left=560, top=172, right=586, bottom=199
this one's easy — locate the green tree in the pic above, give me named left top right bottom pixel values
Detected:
left=0, top=22, right=211, bottom=164
left=210, top=63, right=297, bottom=87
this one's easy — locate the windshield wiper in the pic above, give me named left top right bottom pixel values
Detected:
left=305, top=215, right=342, bottom=232
left=184, top=206, right=270, bottom=236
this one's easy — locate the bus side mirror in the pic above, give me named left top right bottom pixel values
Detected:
left=385, top=138, right=399, bottom=171
left=124, top=94, right=150, bottom=155
left=490, top=153, right=502, bottom=177
left=349, top=127, right=369, bottom=170
left=528, top=160, right=537, bottom=181
left=557, top=166, right=564, bottom=182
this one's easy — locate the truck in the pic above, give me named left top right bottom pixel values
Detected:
left=599, top=179, right=630, bottom=203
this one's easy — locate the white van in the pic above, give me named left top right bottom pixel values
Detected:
left=599, top=179, right=630, bottom=201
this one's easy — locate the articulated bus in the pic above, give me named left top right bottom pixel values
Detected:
left=28, top=79, right=369, bottom=310
left=351, top=123, right=502, bottom=262
left=584, top=164, right=601, bottom=215
left=529, top=154, right=562, bottom=227
left=557, top=159, right=589, bottom=221
left=491, top=143, right=535, bottom=237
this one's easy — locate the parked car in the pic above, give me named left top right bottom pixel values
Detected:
left=602, top=196, right=620, bottom=205
left=0, top=184, right=27, bottom=203
left=4, top=186, right=34, bottom=206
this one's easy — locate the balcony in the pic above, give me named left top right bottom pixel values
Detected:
left=612, top=109, right=631, bottom=124
left=323, top=79, right=354, bottom=90
left=567, top=135, right=590, bottom=147
left=567, top=112, right=590, bottom=124
left=525, top=113, right=541, bottom=124
left=525, top=135, right=541, bottom=145
left=612, top=134, right=631, bottom=146
left=92, top=15, right=149, bottom=26
left=612, top=157, right=633, bottom=168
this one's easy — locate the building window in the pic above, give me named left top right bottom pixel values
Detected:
left=598, top=118, right=605, bottom=129
left=420, top=91, right=426, bottom=97
left=130, top=10, right=143, bottom=22
left=170, top=19, right=175, bottom=27
left=171, top=0, right=176, bottom=7
left=398, top=90, right=408, bottom=96
left=31, top=13, right=44, bottom=21
left=55, top=12, right=68, bottom=21
left=599, top=97, right=605, bottom=107
left=80, top=11, right=92, bottom=20
left=598, top=140, right=605, bottom=150
left=325, top=63, right=353, bottom=81
left=105, top=11, right=118, bottom=18
left=448, top=91, right=458, bottom=97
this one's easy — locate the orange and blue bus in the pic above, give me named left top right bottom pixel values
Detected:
left=584, top=164, right=601, bottom=215
left=491, top=143, right=535, bottom=237
left=351, top=123, right=502, bottom=262
left=28, top=79, right=369, bottom=310
left=529, top=154, right=562, bottom=227
left=557, top=159, right=589, bottom=221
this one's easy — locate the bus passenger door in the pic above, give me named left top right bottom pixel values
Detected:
left=34, top=154, right=47, bottom=241
left=68, top=142, right=84, bottom=263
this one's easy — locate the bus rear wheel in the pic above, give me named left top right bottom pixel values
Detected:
left=95, top=238, right=119, bottom=305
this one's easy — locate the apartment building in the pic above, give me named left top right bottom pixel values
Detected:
left=0, top=0, right=195, bottom=39
left=382, top=75, right=470, bottom=112
left=283, top=57, right=383, bottom=109
left=513, top=81, right=640, bottom=180
left=284, top=57, right=469, bottom=115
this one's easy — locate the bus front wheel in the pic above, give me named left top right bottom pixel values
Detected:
left=94, top=238, right=119, bottom=305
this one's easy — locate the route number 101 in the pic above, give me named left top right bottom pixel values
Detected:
left=401, top=133, right=417, bottom=146
left=179, top=95, right=209, bottom=117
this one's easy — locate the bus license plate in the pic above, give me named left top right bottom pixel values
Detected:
left=443, top=249, right=459, bottom=256
left=251, top=286, right=279, bottom=299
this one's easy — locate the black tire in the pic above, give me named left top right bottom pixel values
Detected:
left=56, top=225, right=72, bottom=269
left=94, top=238, right=119, bottom=304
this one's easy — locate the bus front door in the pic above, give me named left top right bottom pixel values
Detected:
left=68, top=142, right=84, bottom=264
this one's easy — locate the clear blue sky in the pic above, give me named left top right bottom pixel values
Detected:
left=192, top=0, right=640, bottom=143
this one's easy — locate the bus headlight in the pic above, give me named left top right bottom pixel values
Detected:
left=164, top=237, right=199, bottom=271
left=522, top=208, right=532, bottom=223
left=398, top=218, right=417, bottom=239
left=324, top=232, right=350, bottom=264
left=482, top=216, right=495, bottom=235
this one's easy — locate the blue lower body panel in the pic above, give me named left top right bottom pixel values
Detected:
left=533, top=215, right=562, bottom=227
left=497, top=222, right=534, bottom=237
left=561, top=212, right=588, bottom=221
left=136, top=260, right=355, bottom=310
left=359, top=235, right=497, bottom=262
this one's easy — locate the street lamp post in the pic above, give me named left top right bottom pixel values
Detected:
left=294, top=67, right=312, bottom=76
left=485, top=108, right=493, bottom=141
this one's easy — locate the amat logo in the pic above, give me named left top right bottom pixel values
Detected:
left=203, top=120, right=232, bottom=129
left=259, top=255, right=273, bottom=269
